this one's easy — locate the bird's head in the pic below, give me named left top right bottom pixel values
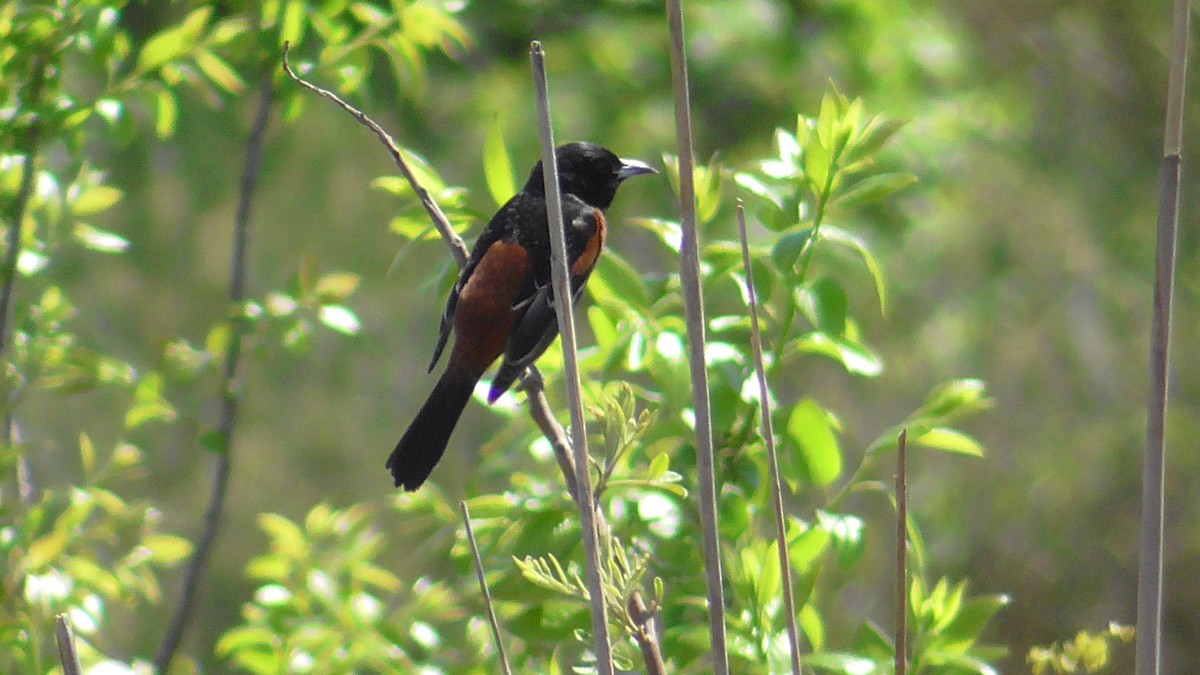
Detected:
left=527, top=142, right=657, bottom=209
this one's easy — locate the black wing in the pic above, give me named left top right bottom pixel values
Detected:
left=486, top=203, right=601, bottom=401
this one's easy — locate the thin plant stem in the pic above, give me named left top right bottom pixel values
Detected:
left=665, top=2, right=729, bottom=671
left=155, top=68, right=275, bottom=673
left=55, top=615, right=82, bottom=675
left=1136, top=1, right=1189, bottom=673
left=895, top=429, right=908, bottom=675
left=461, top=502, right=514, bottom=675
left=736, top=201, right=802, bottom=675
left=529, top=40, right=614, bottom=675
left=281, top=42, right=468, bottom=268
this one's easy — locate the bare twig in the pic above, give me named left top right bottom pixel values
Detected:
left=629, top=592, right=667, bottom=675
left=155, top=68, right=275, bottom=673
left=736, top=201, right=802, bottom=674
left=665, top=2, right=729, bottom=671
left=55, top=615, right=82, bottom=675
left=1136, top=2, right=1189, bottom=673
left=461, top=502, right=514, bottom=675
left=281, top=42, right=468, bottom=267
left=896, top=429, right=908, bottom=675
left=529, top=40, right=614, bottom=675
left=518, top=367, right=580, bottom=501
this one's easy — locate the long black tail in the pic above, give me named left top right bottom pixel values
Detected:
left=387, top=370, right=477, bottom=491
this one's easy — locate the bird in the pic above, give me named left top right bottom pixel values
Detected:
left=386, top=142, right=657, bottom=491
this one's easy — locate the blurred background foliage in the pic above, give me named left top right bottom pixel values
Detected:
left=2, top=0, right=1197, bottom=672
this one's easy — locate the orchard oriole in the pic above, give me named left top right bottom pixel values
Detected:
left=387, top=142, right=657, bottom=491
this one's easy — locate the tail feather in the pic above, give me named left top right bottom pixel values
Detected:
left=387, top=371, right=477, bottom=491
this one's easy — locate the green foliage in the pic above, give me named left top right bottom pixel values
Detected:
left=3, top=0, right=1164, bottom=672
left=1028, top=624, right=1135, bottom=675
left=217, top=503, right=486, bottom=673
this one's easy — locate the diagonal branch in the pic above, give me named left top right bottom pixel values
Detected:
left=736, top=201, right=802, bottom=674
left=281, top=42, right=468, bottom=268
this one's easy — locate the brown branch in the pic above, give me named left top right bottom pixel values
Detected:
left=629, top=592, right=667, bottom=675
left=529, top=40, right=614, bottom=675
left=665, top=1, right=729, bottom=671
left=518, top=367, right=579, bottom=501
left=1136, top=3, right=1189, bottom=673
left=155, top=67, right=275, bottom=673
left=461, top=502, right=514, bottom=675
left=895, top=429, right=908, bottom=675
left=281, top=42, right=468, bottom=268
left=55, top=615, right=82, bottom=675
left=736, top=201, right=802, bottom=674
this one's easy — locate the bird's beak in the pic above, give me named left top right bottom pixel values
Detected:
left=617, top=158, right=658, bottom=180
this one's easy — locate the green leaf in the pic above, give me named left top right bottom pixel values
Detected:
left=646, top=452, right=669, bottom=480
left=772, top=228, right=813, bottom=272
left=916, top=378, right=992, bottom=422
left=216, top=626, right=277, bottom=657
left=791, top=331, right=883, bottom=376
left=154, top=89, right=178, bottom=138
left=938, top=594, right=1010, bottom=650
left=142, top=535, right=193, bottom=564
left=26, top=532, right=70, bottom=569
left=786, top=399, right=842, bottom=487
left=835, top=172, right=918, bottom=208
left=798, top=277, right=848, bottom=336
left=194, top=49, right=245, bottom=94
left=258, top=513, right=307, bottom=558
left=846, top=117, right=908, bottom=163
left=483, top=116, right=515, bottom=207
left=817, top=510, right=865, bottom=569
left=314, top=272, right=361, bottom=303
left=318, top=304, right=360, bottom=334
left=125, top=372, right=177, bottom=430
left=79, top=433, right=95, bottom=477
left=913, top=427, right=985, bottom=457
left=137, top=6, right=212, bottom=73
left=72, top=186, right=123, bottom=215
left=819, top=225, right=887, bottom=314
left=73, top=222, right=130, bottom=253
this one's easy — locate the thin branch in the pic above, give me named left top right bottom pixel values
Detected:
left=1136, top=2, right=1189, bottom=673
left=628, top=592, right=667, bottom=675
left=55, top=615, right=82, bottom=675
left=155, top=68, right=275, bottom=673
left=736, top=201, right=802, bottom=675
left=518, top=366, right=579, bottom=501
left=895, top=429, right=908, bottom=675
left=529, top=40, right=614, bottom=675
left=665, top=2, right=729, bottom=671
left=461, top=502, right=514, bottom=675
left=281, top=42, right=468, bottom=267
